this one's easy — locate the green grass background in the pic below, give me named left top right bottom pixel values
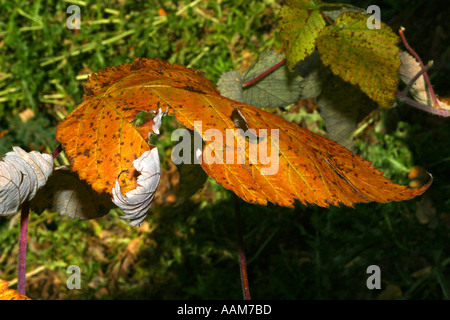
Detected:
left=0, top=0, right=449, bottom=299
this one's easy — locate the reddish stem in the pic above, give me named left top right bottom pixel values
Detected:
left=234, top=195, right=251, bottom=300
left=399, top=27, right=440, bottom=109
left=243, top=59, right=286, bottom=88
left=16, top=144, right=59, bottom=296
left=396, top=92, right=450, bottom=117
left=51, top=144, right=62, bottom=159
left=401, top=63, right=432, bottom=97
left=320, top=11, right=334, bottom=26
left=18, top=201, right=30, bottom=295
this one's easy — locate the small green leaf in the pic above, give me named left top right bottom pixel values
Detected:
left=217, top=71, right=243, bottom=103
left=242, top=51, right=304, bottom=108
left=316, top=12, right=401, bottom=108
left=278, top=0, right=326, bottom=69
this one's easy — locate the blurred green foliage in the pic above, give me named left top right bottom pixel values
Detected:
left=0, top=0, right=449, bottom=300
left=0, top=0, right=277, bottom=153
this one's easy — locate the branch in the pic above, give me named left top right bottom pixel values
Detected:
left=234, top=194, right=251, bottom=300
left=243, top=59, right=286, bottom=88
left=401, top=63, right=433, bottom=97
left=51, top=144, right=62, bottom=159
left=18, top=201, right=30, bottom=295
left=396, top=92, right=450, bottom=117
left=399, top=27, right=440, bottom=109
left=320, top=11, right=334, bottom=26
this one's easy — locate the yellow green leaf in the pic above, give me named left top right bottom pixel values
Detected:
left=278, top=0, right=326, bottom=69
left=316, top=12, right=401, bottom=108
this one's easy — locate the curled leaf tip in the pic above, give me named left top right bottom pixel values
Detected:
left=112, top=147, right=161, bottom=226
left=399, top=51, right=450, bottom=113
left=0, top=147, right=53, bottom=216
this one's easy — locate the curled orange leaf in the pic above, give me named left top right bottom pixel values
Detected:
left=56, top=58, right=431, bottom=208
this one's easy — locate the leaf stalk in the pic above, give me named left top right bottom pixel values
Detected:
left=399, top=27, right=440, bottom=109
left=234, top=195, right=251, bottom=300
left=18, top=202, right=30, bottom=295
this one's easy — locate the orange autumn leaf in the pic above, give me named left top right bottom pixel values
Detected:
left=0, top=279, right=31, bottom=300
left=56, top=58, right=431, bottom=207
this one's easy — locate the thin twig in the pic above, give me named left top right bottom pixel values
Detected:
left=399, top=27, right=440, bottom=109
left=243, top=59, right=286, bottom=88
left=16, top=144, right=62, bottom=295
left=396, top=92, right=450, bottom=117
left=320, top=11, right=334, bottom=26
left=18, top=201, right=30, bottom=295
left=234, top=194, right=251, bottom=300
left=401, top=63, right=432, bottom=97
left=51, top=144, right=62, bottom=159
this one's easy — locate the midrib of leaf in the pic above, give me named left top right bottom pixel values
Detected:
left=323, top=157, right=370, bottom=202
